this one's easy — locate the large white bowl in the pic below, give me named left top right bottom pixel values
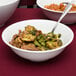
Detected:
left=0, top=0, right=19, bottom=27
left=2, top=19, right=74, bottom=62
left=37, top=0, right=76, bottom=24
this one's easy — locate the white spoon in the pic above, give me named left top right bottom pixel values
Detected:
left=51, top=2, right=72, bottom=33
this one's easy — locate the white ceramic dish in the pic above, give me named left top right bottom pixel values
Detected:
left=0, top=0, right=19, bottom=27
left=2, top=19, right=74, bottom=62
left=37, top=0, right=76, bottom=24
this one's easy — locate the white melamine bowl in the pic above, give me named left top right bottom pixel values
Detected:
left=37, top=0, right=76, bottom=24
left=0, top=0, right=19, bottom=27
left=2, top=19, right=74, bottom=62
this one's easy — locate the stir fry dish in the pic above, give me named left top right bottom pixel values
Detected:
left=44, top=3, right=76, bottom=11
left=9, top=25, right=63, bottom=51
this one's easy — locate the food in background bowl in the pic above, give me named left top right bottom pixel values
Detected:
left=44, top=3, right=76, bottom=11
left=9, top=25, right=62, bottom=51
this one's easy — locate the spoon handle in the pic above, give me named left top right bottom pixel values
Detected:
left=52, top=2, right=72, bottom=33
left=58, top=3, right=72, bottom=23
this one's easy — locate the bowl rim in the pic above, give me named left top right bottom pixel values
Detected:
left=0, top=0, right=19, bottom=7
left=2, top=19, right=74, bottom=53
left=36, top=0, right=76, bottom=13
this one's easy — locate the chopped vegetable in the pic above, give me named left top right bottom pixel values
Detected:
left=22, top=34, right=36, bottom=42
left=44, top=3, right=76, bottom=11
left=9, top=25, right=63, bottom=51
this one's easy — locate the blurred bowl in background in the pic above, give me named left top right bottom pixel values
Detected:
left=37, top=0, right=76, bottom=24
left=0, top=0, right=19, bottom=27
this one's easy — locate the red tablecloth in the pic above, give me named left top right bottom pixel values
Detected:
left=0, top=8, right=76, bottom=76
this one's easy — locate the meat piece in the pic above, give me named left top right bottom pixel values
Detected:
left=36, top=30, right=42, bottom=36
left=21, top=44, right=39, bottom=51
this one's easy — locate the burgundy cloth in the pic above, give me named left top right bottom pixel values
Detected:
left=19, top=0, right=36, bottom=6
left=0, top=8, right=76, bottom=76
